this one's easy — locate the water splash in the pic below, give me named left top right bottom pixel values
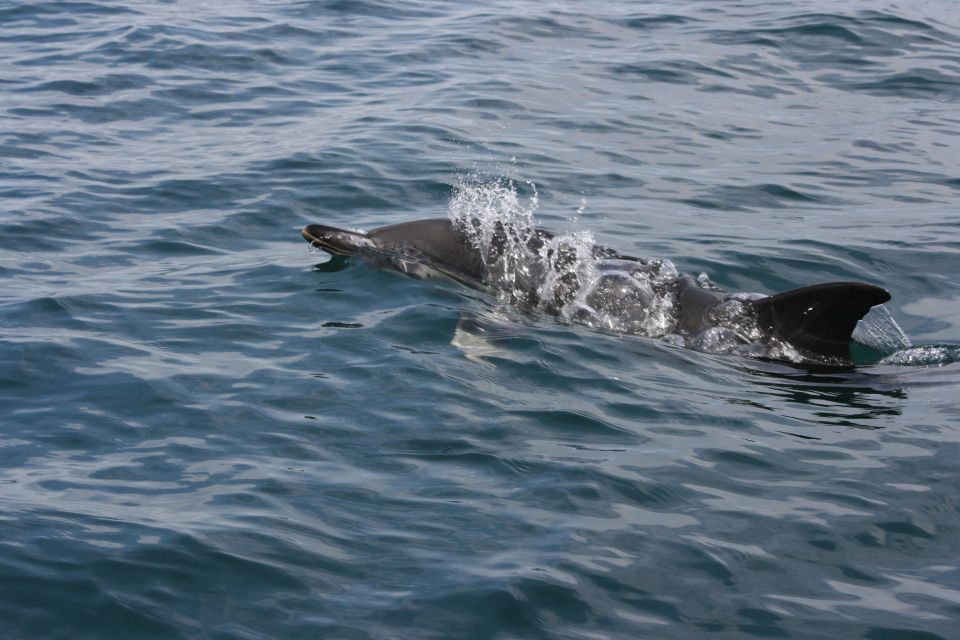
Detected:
left=570, top=257, right=680, bottom=337
left=449, top=175, right=599, bottom=312
left=449, top=175, right=537, bottom=246
left=853, top=304, right=912, bottom=354
left=880, top=345, right=960, bottom=366
left=447, top=176, right=776, bottom=357
left=446, top=176, right=931, bottom=367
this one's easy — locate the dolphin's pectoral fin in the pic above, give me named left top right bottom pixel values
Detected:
left=750, top=282, right=892, bottom=361
left=452, top=315, right=501, bottom=367
left=451, top=311, right=524, bottom=366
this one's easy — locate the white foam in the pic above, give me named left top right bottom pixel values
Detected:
left=445, top=176, right=854, bottom=364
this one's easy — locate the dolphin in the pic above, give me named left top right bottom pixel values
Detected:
left=301, top=218, right=890, bottom=365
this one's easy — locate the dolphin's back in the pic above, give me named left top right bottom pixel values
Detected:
left=369, top=219, right=485, bottom=282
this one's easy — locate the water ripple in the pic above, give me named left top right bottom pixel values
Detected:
left=2, top=1, right=959, bottom=639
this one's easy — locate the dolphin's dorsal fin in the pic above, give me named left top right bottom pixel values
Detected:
left=750, top=282, right=891, bottom=360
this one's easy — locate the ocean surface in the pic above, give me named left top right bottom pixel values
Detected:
left=2, top=1, right=959, bottom=638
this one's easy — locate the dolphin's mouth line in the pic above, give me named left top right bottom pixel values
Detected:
left=301, top=224, right=367, bottom=256
left=302, top=226, right=339, bottom=253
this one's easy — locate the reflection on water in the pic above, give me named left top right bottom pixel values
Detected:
left=311, top=255, right=351, bottom=272
left=744, top=365, right=908, bottom=428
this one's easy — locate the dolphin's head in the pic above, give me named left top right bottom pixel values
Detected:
left=301, top=224, right=372, bottom=256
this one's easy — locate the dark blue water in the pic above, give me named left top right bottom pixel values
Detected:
left=2, top=1, right=959, bottom=638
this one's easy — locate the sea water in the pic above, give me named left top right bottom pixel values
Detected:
left=2, top=1, right=959, bottom=638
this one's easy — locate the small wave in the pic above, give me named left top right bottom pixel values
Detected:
left=610, top=60, right=736, bottom=85
left=846, top=70, right=960, bottom=100
left=682, top=183, right=842, bottom=211
left=618, top=14, right=696, bottom=31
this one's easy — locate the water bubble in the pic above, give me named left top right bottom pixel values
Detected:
left=708, top=298, right=763, bottom=342
left=661, top=334, right=686, bottom=347
left=644, top=258, right=679, bottom=283
left=567, top=302, right=600, bottom=328
left=585, top=272, right=656, bottom=333
left=688, top=327, right=744, bottom=353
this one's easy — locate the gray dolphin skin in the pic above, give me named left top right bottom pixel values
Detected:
left=303, top=219, right=485, bottom=285
left=302, top=218, right=891, bottom=365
